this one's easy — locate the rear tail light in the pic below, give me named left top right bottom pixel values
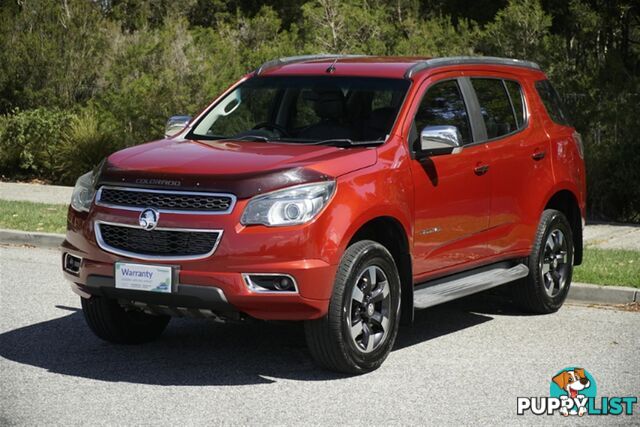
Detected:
left=242, top=274, right=298, bottom=293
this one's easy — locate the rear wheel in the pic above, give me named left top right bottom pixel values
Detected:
left=81, top=296, right=170, bottom=344
left=517, top=209, right=574, bottom=313
left=305, top=240, right=401, bottom=374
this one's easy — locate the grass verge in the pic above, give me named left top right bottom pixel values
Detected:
left=0, top=200, right=67, bottom=234
left=574, top=248, right=640, bottom=288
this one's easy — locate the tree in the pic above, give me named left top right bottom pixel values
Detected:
left=394, top=15, right=478, bottom=56
left=301, top=0, right=394, bottom=54
left=0, top=0, right=112, bottom=112
left=480, top=0, right=552, bottom=60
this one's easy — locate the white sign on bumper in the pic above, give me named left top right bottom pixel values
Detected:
left=115, top=262, right=173, bottom=293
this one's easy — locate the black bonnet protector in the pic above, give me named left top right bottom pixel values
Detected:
left=97, top=163, right=331, bottom=199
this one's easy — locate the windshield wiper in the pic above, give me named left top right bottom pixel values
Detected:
left=310, top=138, right=385, bottom=147
left=225, top=135, right=271, bottom=142
left=192, top=135, right=385, bottom=146
left=186, top=134, right=271, bottom=142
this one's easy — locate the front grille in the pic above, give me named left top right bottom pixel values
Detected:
left=98, top=187, right=234, bottom=212
left=97, top=223, right=220, bottom=259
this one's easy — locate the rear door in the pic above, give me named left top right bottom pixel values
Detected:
left=409, top=75, right=492, bottom=278
left=470, top=74, right=554, bottom=258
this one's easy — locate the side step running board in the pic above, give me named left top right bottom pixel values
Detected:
left=413, top=263, right=529, bottom=309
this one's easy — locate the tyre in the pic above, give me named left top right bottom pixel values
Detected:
left=304, top=240, right=401, bottom=374
left=517, top=209, right=574, bottom=313
left=81, top=295, right=170, bottom=344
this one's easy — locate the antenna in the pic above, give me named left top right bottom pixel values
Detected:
left=326, top=58, right=339, bottom=73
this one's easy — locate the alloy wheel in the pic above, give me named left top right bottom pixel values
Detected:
left=540, top=229, right=570, bottom=297
left=347, top=265, right=391, bottom=353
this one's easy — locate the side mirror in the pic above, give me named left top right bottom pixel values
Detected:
left=418, top=125, right=462, bottom=157
left=165, top=115, right=192, bottom=138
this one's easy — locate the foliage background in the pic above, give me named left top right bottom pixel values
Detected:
left=0, top=0, right=638, bottom=222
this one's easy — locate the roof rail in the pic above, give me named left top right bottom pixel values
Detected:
left=404, top=56, right=541, bottom=79
left=255, top=54, right=367, bottom=75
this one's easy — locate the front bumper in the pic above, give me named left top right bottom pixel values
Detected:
left=62, top=196, right=341, bottom=320
left=70, top=276, right=234, bottom=317
left=62, top=239, right=336, bottom=320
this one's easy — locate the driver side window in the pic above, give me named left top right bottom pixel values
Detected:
left=414, top=80, right=472, bottom=145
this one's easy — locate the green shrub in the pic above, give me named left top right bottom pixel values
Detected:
left=0, top=108, right=76, bottom=181
left=585, top=132, right=640, bottom=223
left=55, top=109, right=120, bottom=185
left=0, top=107, right=118, bottom=184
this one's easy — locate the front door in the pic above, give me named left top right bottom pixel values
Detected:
left=409, top=77, right=491, bottom=279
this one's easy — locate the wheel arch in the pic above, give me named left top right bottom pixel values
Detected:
left=345, top=215, right=414, bottom=324
left=543, top=188, right=583, bottom=265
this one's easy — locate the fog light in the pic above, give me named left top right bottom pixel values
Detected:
left=242, top=274, right=298, bottom=293
left=274, top=277, right=294, bottom=291
left=63, top=253, right=82, bottom=275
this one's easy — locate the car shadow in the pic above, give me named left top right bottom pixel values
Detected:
left=0, top=292, right=521, bottom=386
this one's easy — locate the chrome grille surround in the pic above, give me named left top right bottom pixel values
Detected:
left=95, top=221, right=223, bottom=261
left=95, top=186, right=236, bottom=215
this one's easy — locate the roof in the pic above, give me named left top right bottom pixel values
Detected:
left=255, top=55, right=542, bottom=79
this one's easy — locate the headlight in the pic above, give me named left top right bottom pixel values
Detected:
left=241, top=181, right=336, bottom=226
left=70, top=171, right=97, bottom=212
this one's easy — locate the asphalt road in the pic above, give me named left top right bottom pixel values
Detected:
left=1, top=245, right=638, bottom=426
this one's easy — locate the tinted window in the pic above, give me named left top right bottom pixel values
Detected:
left=371, top=91, right=395, bottom=110
left=414, top=80, right=472, bottom=145
left=504, top=80, right=526, bottom=128
left=535, top=79, right=571, bottom=126
left=190, top=76, right=410, bottom=143
left=472, top=78, right=517, bottom=139
left=292, top=89, right=318, bottom=128
left=212, top=87, right=277, bottom=137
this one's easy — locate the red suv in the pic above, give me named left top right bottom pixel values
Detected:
left=62, top=55, right=586, bottom=374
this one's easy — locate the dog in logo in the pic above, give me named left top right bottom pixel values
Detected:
left=552, top=368, right=591, bottom=416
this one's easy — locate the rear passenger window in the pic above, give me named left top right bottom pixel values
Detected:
left=414, top=80, right=472, bottom=145
left=535, top=80, right=571, bottom=126
left=504, top=80, right=526, bottom=128
left=472, top=78, right=517, bottom=139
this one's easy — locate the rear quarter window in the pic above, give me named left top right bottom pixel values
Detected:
left=535, top=80, right=571, bottom=126
left=504, top=80, right=526, bottom=128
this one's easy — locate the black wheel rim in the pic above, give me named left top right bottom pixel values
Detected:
left=540, top=228, right=570, bottom=297
left=346, top=266, right=391, bottom=353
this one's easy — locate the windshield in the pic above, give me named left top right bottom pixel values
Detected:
left=189, top=76, right=410, bottom=144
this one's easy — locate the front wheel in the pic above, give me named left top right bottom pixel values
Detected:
left=81, top=295, right=170, bottom=344
left=517, top=209, right=574, bottom=313
left=304, top=240, right=401, bottom=374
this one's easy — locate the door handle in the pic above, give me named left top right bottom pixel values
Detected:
left=532, top=150, right=546, bottom=160
left=474, top=164, right=489, bottom=176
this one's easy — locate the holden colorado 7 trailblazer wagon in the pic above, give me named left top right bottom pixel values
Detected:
left=62, top=55, right=586, bottom=374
